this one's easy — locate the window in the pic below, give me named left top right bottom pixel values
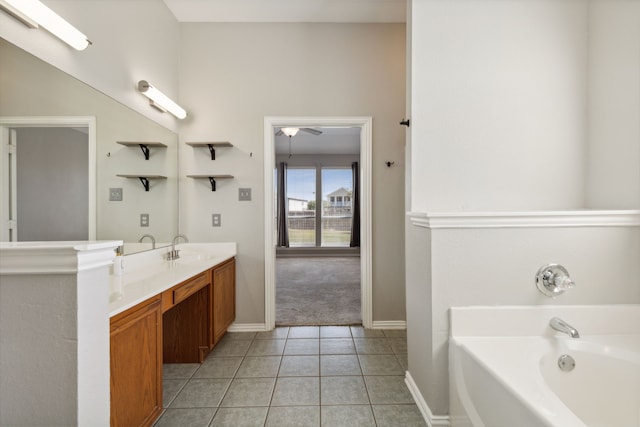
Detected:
left=286, top=168, right=316, bottom=247
left=282, top=165, right=355, bottom=248
left=321, top=168, right=352, bottom=247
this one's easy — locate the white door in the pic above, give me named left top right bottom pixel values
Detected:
left=0, top=128, right=18, bottom=241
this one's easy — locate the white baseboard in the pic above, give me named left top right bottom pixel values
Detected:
left=227, top=323, right=268, bottom=333
left=405, top=371, right=451, bottom=427
left=229, top=321, right=408, bottom=332
left=371, top=320, right=407, bottom=329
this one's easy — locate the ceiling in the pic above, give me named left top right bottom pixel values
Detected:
left=275, top=127, right=361, bottom=156
left=162, top=0, right=407, bottom=23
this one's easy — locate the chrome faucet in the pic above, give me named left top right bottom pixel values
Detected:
left=549, top=317, right=580, bottom=338
left=167, top=234, right=189, bottom=260
left=138, top=234, right=156, bottom=249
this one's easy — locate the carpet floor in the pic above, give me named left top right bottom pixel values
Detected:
left=276, top=257, right=361, bottom=326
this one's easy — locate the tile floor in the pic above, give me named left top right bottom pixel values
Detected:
left=154, top=326, right=426, bottom=427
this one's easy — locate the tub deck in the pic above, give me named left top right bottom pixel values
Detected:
left=449, top=305, right=640, bottom=427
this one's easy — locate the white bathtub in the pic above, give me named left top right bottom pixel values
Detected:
left=449, top=305, right=640, bottom=427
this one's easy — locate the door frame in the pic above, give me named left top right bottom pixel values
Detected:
left=263, top=116, right=373, bottom=329
left=0, top=116, right=97, bottom=240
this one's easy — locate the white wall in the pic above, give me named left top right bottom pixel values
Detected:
left=410, top=0, right=589, bottom=212
left=0, top=0, right=181, bottom=132
left=586, top=0, right=640, bottom=208
left=0, top=266, right=112, bottom=425
left=178, top=23, right=406, bottom=325
left=0, top=242, right=115, bottom=426
left=409, top=220, right=640, bottom=415
left=0, top=274, right=80, bottom=424
left=406, top=0, right=640, bottom=419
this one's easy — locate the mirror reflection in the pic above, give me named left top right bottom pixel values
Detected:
left=0, top=39, right=178, bottom=254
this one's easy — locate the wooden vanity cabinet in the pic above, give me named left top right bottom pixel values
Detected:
left=110, top=295, right=162, bottom=427
left=210, top=257, right=236, bottom=347
left=162, top=271, right=210, bottom=363
left=110, top=256, right=236, bottom=426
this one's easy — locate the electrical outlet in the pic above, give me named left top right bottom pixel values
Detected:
left=212, top=213, right=221, bottom=227
left=109, top=188, right=123, bottom=201
left=239, top=188, right=252, bottom=201
left=140, top=213, right=149, bottom=227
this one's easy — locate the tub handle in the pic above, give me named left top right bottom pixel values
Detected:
left=536, top=264, right=575, bottom=297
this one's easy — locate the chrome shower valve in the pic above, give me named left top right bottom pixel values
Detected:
left=536, top=264, right=575, bottom=297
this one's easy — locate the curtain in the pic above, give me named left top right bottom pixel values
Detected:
left=277, top=162, right=289, bottom=247
left=350, top=161, right=360, bottom=247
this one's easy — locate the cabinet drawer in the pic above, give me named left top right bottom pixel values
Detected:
left=173, top=272, right=209, bottom=305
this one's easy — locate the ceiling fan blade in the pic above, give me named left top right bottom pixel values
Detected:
left=300, top=128, right=322, bottom=135
left=275, top=129, right=284, bottom=136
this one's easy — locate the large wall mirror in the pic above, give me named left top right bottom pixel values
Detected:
left=0, top=39, right=178, bottom=254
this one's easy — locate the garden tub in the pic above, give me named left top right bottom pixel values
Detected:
left=449, top=305, right=640, bottom=427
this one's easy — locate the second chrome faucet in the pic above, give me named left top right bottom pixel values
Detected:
left=138, top=234, right=156, bottom=249
left=167, top=234, right=189, bottom=260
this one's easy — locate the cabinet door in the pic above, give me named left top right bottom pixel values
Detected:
left=110, top=296, right=162, bottom=427
left=212, top=258, right=236, bottom=346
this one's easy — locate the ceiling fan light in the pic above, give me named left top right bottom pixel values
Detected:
left=282, top=127, right=299, bottom=137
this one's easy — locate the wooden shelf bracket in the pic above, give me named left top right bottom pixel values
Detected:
left=139, top=177, right=150, bottom=191
left=138, top=144, right=150, bottom=160
left=116, top=174, right=167, bottom=192
left=208, top=176, right=217, bottom=191
left=186, top=142, right=233, bottom=160
left=186, top=174, right=234, bottom=192
left=116, top=141, right=167, bottom=160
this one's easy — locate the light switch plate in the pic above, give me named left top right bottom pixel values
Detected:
left=140, top=213, right=149, bottom=227
left=212, top=213, right=221, bottom=227
left=109, top=188, right=123, bottom=201
left=239, top=188, right=251, bottom=201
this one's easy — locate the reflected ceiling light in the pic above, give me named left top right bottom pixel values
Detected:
left=137, top=80, right=187, bottom=120
left=281, top=127, right=299, bottom=137
left=0, top=0, right=91, bottom=50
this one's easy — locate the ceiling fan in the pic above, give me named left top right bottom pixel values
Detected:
left=275, top=127, right=323, bottom=137
left=276, top=127, right=322, bottom=158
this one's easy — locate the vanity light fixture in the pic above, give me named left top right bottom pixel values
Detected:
left=0, top=0, right=91, bottom=50
left=137, top=80, right=187, bottom=120
left=281, top=127, right=299, bottom=137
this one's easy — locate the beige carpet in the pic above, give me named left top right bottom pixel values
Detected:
left=276, top=257, right=361, bottom=326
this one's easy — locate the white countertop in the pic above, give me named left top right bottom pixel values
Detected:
left=109, top=243, right=236, bottom=317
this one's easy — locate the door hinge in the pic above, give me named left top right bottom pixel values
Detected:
left=7, top=220, right=17, bottom=230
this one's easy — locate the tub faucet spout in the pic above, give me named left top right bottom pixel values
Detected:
left=549, top=317, right=580, bottom=338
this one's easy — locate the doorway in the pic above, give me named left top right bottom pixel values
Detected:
left=275, top=129, right=361, bottom=325
left=264, top=116, right=372, bottom=329
left=0, top=116, right=96, bottom=241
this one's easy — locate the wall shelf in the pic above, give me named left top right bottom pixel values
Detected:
left=117, top=141, right=167, bottom=160
left=116, top=174, right=167, bottom=191
left=187, top=174, right=234, bottom=191
left=186, top=142, right=233, bottom=160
